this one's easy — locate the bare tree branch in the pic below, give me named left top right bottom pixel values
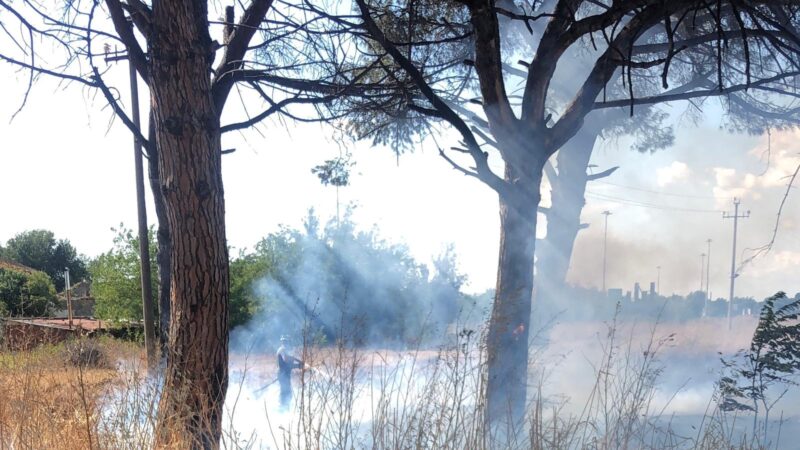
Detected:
left=738, top=157, right=800, bottom=273
left=587, top=165, right=619, bottom=181
left=460, top=0, right=518, bottom=133
left=592, top=70, right=800, bottom=110
left=212, top=0, right=275, bottom=114
left=105, top=0, right=149, bottom=81
left=353, top=0, right=508, bottom=195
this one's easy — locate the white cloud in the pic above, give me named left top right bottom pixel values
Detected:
left=714, top=167, right=737, bottom=188
left=656, top=161, right=690, bottom=187
left=712, top=130, right=800, bottom=208
left=745, top=251, right=800, bottom=277
left=746, top=130, right=800, bottom=188
left=773, top=250, right=800, bottom=267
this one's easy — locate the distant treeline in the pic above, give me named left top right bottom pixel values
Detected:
left=8, top=222, right=784, bottom=336
left=2, top=214, right=470, bottom=346
left=462, top=286, right=797, bottom=325
left=0, top=230, right=87, bottom=317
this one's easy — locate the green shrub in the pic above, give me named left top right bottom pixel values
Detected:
left=90, top=226, right=157, bottom=321
left=62, top=339, right=110, bottom=369
left=0, top=268, right=56, bottom=316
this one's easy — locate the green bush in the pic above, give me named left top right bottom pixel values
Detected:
left=90, top=226, right=157, bottom=322
left=0, top=268, right=57, bottom=316
left=230, top=208, right=468, bottom=342
left=2, top=229, right=88, bottom=291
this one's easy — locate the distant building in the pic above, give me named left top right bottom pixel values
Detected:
left=55, top=280, right=95, bottom=317
left=607, top=288, right=623, bottom=301
left=634, top=282, right=642, bottom=301
left=1, top=317, right=139, bottom=351
left=69, top=280, right=91, bottom=298
left=649, top=282, right=657, bottom=297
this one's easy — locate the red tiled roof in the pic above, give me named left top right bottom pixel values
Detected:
left=0, top=258, right=37, bottom=275
left=4, top=317, right=109, bottom=331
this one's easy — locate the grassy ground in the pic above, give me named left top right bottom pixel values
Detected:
left=0, top=317, right=790, bottom=449
left=0, top=338, right=142, bottom=450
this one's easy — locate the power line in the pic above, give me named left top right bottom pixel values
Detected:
left=585, top=191, right=720, bottom=213
left=593, top=180, right=731, bottom=200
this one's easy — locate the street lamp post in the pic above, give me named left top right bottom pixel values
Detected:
left=602, top=211, right=612, bottom=294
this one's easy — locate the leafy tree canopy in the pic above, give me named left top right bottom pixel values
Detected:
left=719, top=292, right=800, bottom=411
left=717, top=291, right=800, bottom=445
left=0, top=268, right=56, bottom=317
left=230, top=207, right=468, bottom=344
left=311, top=153, right=355, bottom=188
left=2, top=229, right=88, bottom=291
left=90, top=225, right=158, bottom=322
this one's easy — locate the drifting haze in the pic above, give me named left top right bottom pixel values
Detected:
left=562, top=110, right=800, bottom=299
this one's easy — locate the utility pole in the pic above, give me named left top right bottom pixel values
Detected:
left=704, top=239, right=712, bottom=317
left=700, top=253, right=706, bottom=293
left=602, top=210, right=612, bottom=294
left=105, top=29, right=156, bottom=367
left=64, top=268, right=73, bottom=329
left=723, top=199, right=750, bottom=330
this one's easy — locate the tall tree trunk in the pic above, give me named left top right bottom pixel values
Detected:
left=150, top=2, right=229, bottom=447
left=534, top=127, right=600, bottom=313
left=146, top=119, right=172, bottom=358
left=486, top=163, right=541, bottom=431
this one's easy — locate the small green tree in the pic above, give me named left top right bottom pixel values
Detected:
left=229, top=250, right=273, bottom=328
left=90, top=226, right=158, bottom=322
left=228, top=222, right=305, bottom=330
left=311, top=153, right=355, bottom=226
left=232, top=208, right=466, bottom=343
left=24, top=271, right=58, bottom=316
left=3, top=229, right=88, bottom=291
left=0, top=268, right=56, bottom=316
left=0, top=269, right=25, bottom=313
left=718, top=292, right=800, bottom=446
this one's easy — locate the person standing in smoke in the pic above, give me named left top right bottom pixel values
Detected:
left=276, top=335, right=304, bottom=410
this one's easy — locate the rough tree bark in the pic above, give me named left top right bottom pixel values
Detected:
left=485, top=141, right=545, bottom=429
left=534, top=123, right=603, bottom=309
left=154, top=202, right=172, bottom=357
left=149, top=1, right=230, bottom=447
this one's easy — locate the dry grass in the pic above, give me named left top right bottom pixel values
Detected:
left=547, top=316, right=759, bottom=357
left=0, top=338, right=142, bottom=450
left=255, top=315, right=784, bottom=450
left=0, top=316, right=789, bottom=449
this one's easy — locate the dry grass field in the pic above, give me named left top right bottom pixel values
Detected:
left=0, top=339, right=141, bottom=449
left=0, top=316, right=791, bottom=449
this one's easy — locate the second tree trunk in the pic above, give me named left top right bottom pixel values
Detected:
left=485, top=166, right=541, bottom=431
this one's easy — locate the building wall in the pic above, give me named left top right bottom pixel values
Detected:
left=0, top=320, right=78, bottom=351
